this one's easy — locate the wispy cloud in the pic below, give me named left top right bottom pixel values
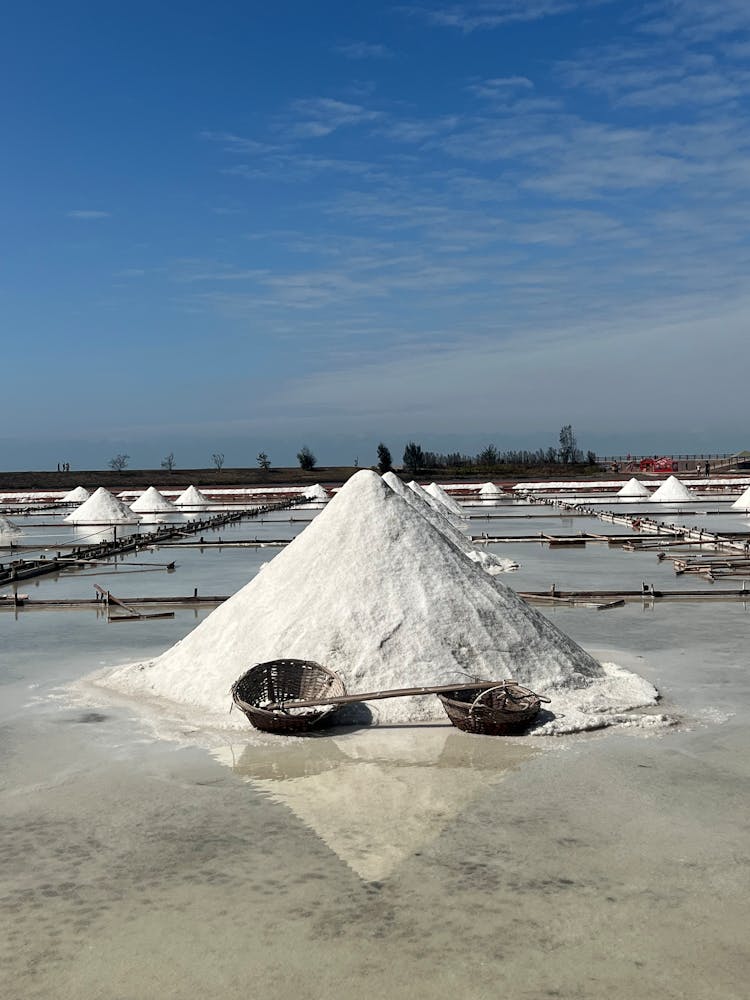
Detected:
left=335, top=41, right=394, bottom=59
left=402, top=0, right=601, bottom=32
left=199, top=131, right=278, bottom=154
left=285, top=97, right=382, bottom=138
left=66, top=210, right=111, bottom=219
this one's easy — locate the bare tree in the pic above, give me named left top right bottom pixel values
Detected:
left=257, top=452, right=271, bottom=470
left=108, top=453, right=130, bottom=472
left=212, top=452, right=225, bottom=471
left=161, top=451, right=176, bottom=471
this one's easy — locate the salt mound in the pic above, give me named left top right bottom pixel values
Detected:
left=131, top=486, right=176, bottom=513
left=59, top=486, right=90, bottom=503
left=385, top=472, right=518, bottom=573
left=174, top=485, right=210, bottom=508
left=479, top=481, right=504, bottom=496
left=65, top=487, right=138, bottom=523
left=0, top=515, right=21, bottom=537
left=731, top=485, right=750, bottom=511
left=616, top=478, right=651, bottom=498
left=97, top=470, right=657, bottom=730
left=303, top=484, right=329, bottom=501
left=407, top=480, right=445, bottom=515
left=649, top=476, right=697, bottom=502
left=425, top=482, right=464, bottom=517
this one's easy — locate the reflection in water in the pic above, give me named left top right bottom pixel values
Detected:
left=217, top=728, right=538, bottom=882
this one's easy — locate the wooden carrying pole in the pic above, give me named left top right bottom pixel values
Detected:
left=265, top=679, right=525, bottom=711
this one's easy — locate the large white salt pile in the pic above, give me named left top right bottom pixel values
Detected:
left=303, top=484, right=329, bottom=501
left=649, top=476, right=697, bottom=502
left=479, top=481, right=504, bottom=497
left=65, top=487, right=139, bottom=523
left=731, top=485, right=750, bottom=511
left=425, top=482, right=465, bottom=517
left=130, top=486, right=176, bottom=513
left=174, top=485, right=210, bottom=508
left=384, top=472, right=517, bottom=573
left=59, top=486, right=90, bottom=503
left=96, top=470, right=658, bottom=731
left=0, top=515, right=21, bottom=538
left=616, top=478, right=651, bottom=498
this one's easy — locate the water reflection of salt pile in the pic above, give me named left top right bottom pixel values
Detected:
left=97, top=470, right=662, bottom=734
left=223, top=729, right=536, bottom=882
left=0, top=515, right=22, bottom=540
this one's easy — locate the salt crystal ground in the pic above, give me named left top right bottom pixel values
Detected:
left=1, top=477, right=749, bottom=999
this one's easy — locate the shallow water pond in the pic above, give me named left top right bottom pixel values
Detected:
left=1, top=502, right=749, bottom=1000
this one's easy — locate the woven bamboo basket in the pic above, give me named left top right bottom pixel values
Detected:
left=437, top=682, right=546, bottom=735
left=231, top=659, right=347, bottom=734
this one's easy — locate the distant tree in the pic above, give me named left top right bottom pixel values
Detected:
left=586, top=449, right=598, bottom=466
left=558, top=425, right=578, bottom=464
left=377, top=443, right=392, bottom=474
left=297, top=446, right=317, bottom=471
left=257, top=452, right=271, bottom=471
left=161, top=451, right=176, bottom=472
left=476, top=445, right=499, bottom=466
left=402, top=441, right=425, bottom=473
left=108, top=453, right=129, bottom=472
left=212, top=452, right=225, bottom=472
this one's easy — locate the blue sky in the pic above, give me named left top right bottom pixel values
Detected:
left=2, top=0, right=750, bottom=470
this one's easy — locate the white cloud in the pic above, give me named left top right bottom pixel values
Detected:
left=336, top=41, right=394, bottom=59
left=66, top=210, right=111, bottom=219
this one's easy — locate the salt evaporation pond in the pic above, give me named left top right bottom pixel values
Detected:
left=1, top=475, right=749, bottom=999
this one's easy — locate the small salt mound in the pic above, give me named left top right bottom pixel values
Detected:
left=407, top=480, right=445, bottom=515
left=131, top=486, right=176, bottom=513
left=384, top=472, right=517, bottom=573
left=0, top=515, right=21, bottom=537
left=479, top=482, right=504, bottom=496
left=174, top=485, right=210, bottom=508
left=59, top=486, right=90, bottom=503
left=649, top=476, right=697, bottom=502
left=303, top=484, right=329, bottom=501
left=731, top=485, right=750, bottom=511
left=65, top=487, right=139, bottom=523
left=425, top=482, right=464, bottom=517
left=616, top=478, right=651, bottom=498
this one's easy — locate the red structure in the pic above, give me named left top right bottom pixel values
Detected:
left=639, top=456, right=674, bottom=473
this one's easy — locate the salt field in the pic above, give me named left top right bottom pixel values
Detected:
left=1, top=478, right=749, bottom=999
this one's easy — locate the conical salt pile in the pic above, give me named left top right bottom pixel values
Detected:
left=425, top=482, right=464, bottom=517
left=131, top=486, right=176, bottom=513
left=0, top=515, right=21, bottom=537
left=649, top=476, right=697, bottom=502
left=384, top=472, right=517, bottom=574
left=98, top=470, right=657, bottom=730
left=174, top=485, right=210, bottom=508
left=303, top=484, right=329, bottom=501
left=65, top=487, right=138, bottom=523
left=616, top=478, right=651, bottom=498
left=731, top=485, right=750, bottom=511
left=59, top=486, right=90, bottom=503
left=479, top=481, right=504, bottom=496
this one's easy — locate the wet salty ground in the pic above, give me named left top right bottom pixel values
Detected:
left=1, top=502, right=749, bottom=999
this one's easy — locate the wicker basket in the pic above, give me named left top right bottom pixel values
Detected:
left=437, top=682, right=543, bottom=736
left=231, top=659, right=347, bottom=734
